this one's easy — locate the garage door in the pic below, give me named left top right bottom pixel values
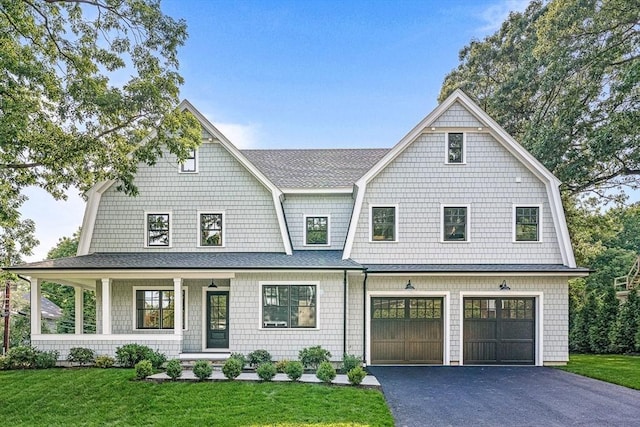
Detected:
left=371, top=297, right=443, bottom=364
left=463, top=297, right=535, bottom=365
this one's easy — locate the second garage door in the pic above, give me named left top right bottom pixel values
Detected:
left=463, top=297, right=535, bottom=365
left=371, top=297, right=443, bottom=364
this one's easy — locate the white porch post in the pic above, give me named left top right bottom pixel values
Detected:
left=173, top=278, right=183, bottom=336
left=74, top=287, right=84, bottom=335
left=30, top=278, right=41, bottom=336
left=101, top=278, right=111, bottom=334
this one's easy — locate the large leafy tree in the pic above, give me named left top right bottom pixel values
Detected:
left=440, top=0, right=639, bottom=200
left=0, top=0, right=201, bottom=262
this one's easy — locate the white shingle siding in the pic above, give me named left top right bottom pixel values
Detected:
left=89, top=141, right=284, bottom=253
left=349, top=132, right=563, bottom=264
left=432, top=101, right=485, bottom=128
left=283, top=194, right=353, bottom=250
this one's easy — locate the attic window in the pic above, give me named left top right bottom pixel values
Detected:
left=446, top=133, right=465, bottom=164
left=180, top=149, right=198, bottom=173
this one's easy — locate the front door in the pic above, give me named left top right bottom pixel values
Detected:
left=206, top=291, right=229, bottom=349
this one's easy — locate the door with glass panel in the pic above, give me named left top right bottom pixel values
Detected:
left=206, top=291, right=229, bottom=348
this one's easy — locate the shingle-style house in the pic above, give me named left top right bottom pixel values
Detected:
left=7, top=90, right=588, bottom=366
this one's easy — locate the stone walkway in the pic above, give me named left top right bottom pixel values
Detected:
left=148, top=370, right=380, bottom=387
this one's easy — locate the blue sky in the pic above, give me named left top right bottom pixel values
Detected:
left=20, top=0, right=530, bottom=261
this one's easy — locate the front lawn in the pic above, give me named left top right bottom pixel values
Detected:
left=558, top=354, right=640, bottom=390
left=0, top=368, right=393, bottom=426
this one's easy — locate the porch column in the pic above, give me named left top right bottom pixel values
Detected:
left=30, top=278, right=41, bottom=335
left=74, top=287, right=84, bottom=335
left=173, top=278, right=183, bottom=336
left=101, top=278, right=111, bottom=334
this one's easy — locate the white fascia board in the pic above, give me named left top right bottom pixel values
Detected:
left=179, top=99, right=292, bottom=255
left=77, top=180, right=115, bottom=256
left=546, top=181, right=577, bottom=267
left=342, top=182, right=366, bottom=259
left=281, top=187, right=354, bottom=195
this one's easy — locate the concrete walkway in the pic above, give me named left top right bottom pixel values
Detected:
left=149, top=369, right=381, bottom=387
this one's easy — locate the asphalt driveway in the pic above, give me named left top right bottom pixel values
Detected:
left=368, top=366, right=640, bottom=427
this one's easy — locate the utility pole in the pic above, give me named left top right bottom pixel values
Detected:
left=2, top=281, right=10, bottom=355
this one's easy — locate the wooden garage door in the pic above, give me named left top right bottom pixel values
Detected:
left=463, top=297, right=535, bottom=365
left=371, top=297, right=443, bottom=364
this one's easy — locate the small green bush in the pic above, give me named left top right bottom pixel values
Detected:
left=35, top=350, right=59, bottom=369
left=147, top=350, right=167, bottom=369
left=341, top=354, right=361, bottom=373
left=256, top=362, right=277, bottom=381
left=68, top=347, right=96, bottom=365
left=248, top=349, right=272, bottom=367
left=192, top=360, right=213, bottom=381
left=316, top=361, right=336, bottom=384
left=284, top=360, right=304, bottom=381
left=275, top=359, right=290, bottom=373
left=95, top=355, right=115, bottom=368
left=135, top=360, right=154, bottom=380
left=6, top=345, right=37, bottom=369
left=0, top=355, right=8, bottom=370
left=165, top=359, right=182, bottom=380
left=347, top=366, right=367, bottom=385
left=115, top=344, right=165, bottom=368
left=222, top=357, right=243, bottom=380
left=230, top=352, right=246, bottom=368
left=299, top=346, right=331, bottom=370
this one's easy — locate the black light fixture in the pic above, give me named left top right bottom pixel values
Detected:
left=405, top=280, right=415, bottom=290
left=208, top=280, right=217, bottom=288
left=499, top=280, right=510, bottom=291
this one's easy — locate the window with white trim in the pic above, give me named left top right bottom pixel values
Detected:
left=446, top=133, right=465, bottom=164
left=515, top=206, right=540, bottom=241
left=443, top=206, right=467, bottom=241
left=200, top=213, right=223, bottom=246
left=371, top=206, right=397, bottom=242
left=179, top=149, right=197, bottom=173
left=146, top=213, right=170, bottom=247
left=305, top=216, right=329, bottom=245
left=135, top=289, right=186, bottom=329
left=262, top=284, right=316, bottom=328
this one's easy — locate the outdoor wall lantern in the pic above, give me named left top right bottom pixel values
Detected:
left=499, top=280, right=510, bottom=291
left=405, top=280, right=415, bottom=290
left=208, top=280, right=218, bottom=288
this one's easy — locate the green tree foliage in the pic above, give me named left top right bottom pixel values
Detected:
left=0, top=0, right=201, bottom=263
left=440, top=0, right=639, bottom=200
left=610, top=290, right=639, bottom=353
left=570, top=290, right=598, bottom=353
left=587, top=286, right=619, bottom=353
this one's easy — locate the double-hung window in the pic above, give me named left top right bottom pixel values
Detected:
left=146, top=213, right=171, bottom=247
left=262, top=284, right=316, bottom=328
left=443, top=206, right=468, bottom=241
left=200, top=212, right=223, bottom=246
left=446, top=132, right=465, bottom=164
left=371, top=206, right=397, bottom=242
left=514, top=206, right=540, bottom=242
left=179, top=149, right=198, bottom=173
left=305, top=216, right=329, bottom=245
left=135, top=289, right=186, bottom=329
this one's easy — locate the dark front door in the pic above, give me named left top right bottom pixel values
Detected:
left=206, top=291, right=229, bottom=349
left=463, top=297, right=535, bottom=365
left=371, top=297, right=444, bottom=364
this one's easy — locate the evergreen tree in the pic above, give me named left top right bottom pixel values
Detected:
left=570, top=291, right=597, bottom=353
left=588, top=287, right=619, bottom=353
left=610, top=290, right=639, bottom=353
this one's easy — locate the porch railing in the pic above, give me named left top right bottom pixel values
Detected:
left=614, top=256, right=640, bottom=292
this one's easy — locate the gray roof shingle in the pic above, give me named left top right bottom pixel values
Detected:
left=242, top=148, right=389, bottom=188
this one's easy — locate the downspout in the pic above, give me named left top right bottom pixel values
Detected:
left=343, top=270, right=347, bottom=357
left=362, top=268, right=368, bottom=365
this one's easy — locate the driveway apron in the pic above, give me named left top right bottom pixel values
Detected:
left=368, top=366, right=640, bottom=427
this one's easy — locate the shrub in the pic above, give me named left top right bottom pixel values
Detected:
left=6, top=345, right=37, bottom=369
left=165, top=359, right=183, bottom=380
left=115, top=344, right=165, bottom=368
left=222, top=357, right=243, bottom=380
left=299, top=346, right=331, bottom=370
left=0, top=355, right=8, bottom=370
left=316, top=361, right=336, bottom=384
left=230, top=352, right=247, bottom=369
left=135, top=360, right=154, bottom=380
left=147, top=350, right=167, bottom=369
left=275, top=359, right=290, bottom=373
left=256, top=362, right=277, bottom=381
left=347, top=366, right=367, bottom=385
left=68, top=347, right=96, bottom=366
left=284, top=360, right=304, bottom=381
left=341, top=354, right=361, bottom=373
left=192, top=360, right=213, bottom=381
left=35, top=350, right=59, bottom=369
left=95, top=355, right=115, bottom=368
left=248, top=349, right=272, bottom=367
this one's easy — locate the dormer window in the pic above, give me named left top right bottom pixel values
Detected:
left=304, top=215, right=329, bottom=246
left=179, top=149, right=198, bottom=173
left=446, top=133, right=465, bottom=164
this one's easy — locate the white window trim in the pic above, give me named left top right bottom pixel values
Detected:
left=369, top=204, right=399, bottom=243
left=178, top=148, right=199, bottom=173
left=440, top=204, right=471, bottom=243
left=144, top=211, right=172, bottom=248
left=444, top=132, right=467, bottom=165
left=303, top=214, right=331, bottom=247
left=196, top=210, right=226, bottom=248
left=258, top=281, right=320, bottom=331
left=132, top=285, right=188, bottom=331
left=459, top=291, right=543, bottom=366
left=512, top=204, right=543, bottom=243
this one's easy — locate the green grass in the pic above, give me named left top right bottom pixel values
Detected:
left=558, top=354, right=640, bottom=390
left=0, top=368, right=394, bottom=426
